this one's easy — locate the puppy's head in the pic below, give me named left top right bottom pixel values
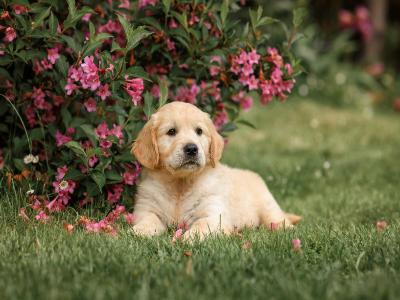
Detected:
left=132, top=102, right=224, bottom=177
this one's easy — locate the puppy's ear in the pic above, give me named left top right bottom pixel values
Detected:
left=132, top=116, right=159, bottom=169
left=208, top=119, right=224, bottom=167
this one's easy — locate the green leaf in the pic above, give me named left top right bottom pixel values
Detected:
left=162, top=0, right=171, bottom=15
left=293, top=7, right=307, bottom=27
left=61, top=35, right=80, bottom=53
left=32, top=6, right=51, bottom=28
left=67, top=0, right=77, bottom=19
left=236, top=119, right=256, bottom=129
left=220, top=122, right=237, bottom=133
left=80, top=124, right=97, bottom=145
left=143, top=92, right=154, bottom=118
left=56, top=55, right=69, bottom=76
left=220, top=0, right=229, bottom=26
left=158, top=78, right=168, bottom=107
left=64, top=141, right=88, bottom=164
left=171, top=11, right=188, bottom=31
left=117, top=15, right=152, bottom=53
left=49, top=12, right=58, bottom=34
left=90, top=170, right=106, bottom=192
left=105, top=171, right=123, bottom=183
left=125, top=66, right=151, bottom=81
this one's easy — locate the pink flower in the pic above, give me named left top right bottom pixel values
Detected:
left=82, top=13, right=92, bottom=22
left=339, top=10, right=353, bottom=28
left=66, top=127, right=76, bottom=135
left=291, top=238, right=301, bottom=252
left=107, top=184, right=124, bottom=204
left=231, top=91, right=253, bottom=111
left=100, top=140, right=113, bottom=149
left=32, top=87, right=47, bottom=109
left=55, top=131, right=72, bottom=147
left=213, top=110, right=228, bottom=130
left=150, top=84, right=160, bottom=98
left=118, top=0, right=131, bottom=9
left=95, top=122, right=110, bottom=139
left=84, top=98, right=97, bottom=112
left=124, top=76, right=144, bottom=105
left=56, top=165, right=68, bottom=181
left=96, top=84, right=111, bottom=101
left=285, top=63, right=293, bottom=76
left=47, top=47, right=60, bottom=64
left=35, top=210, right=50, bottom=223
left=247, top=49, right=260, bottom=65
left=209, top=65, right=221, bottom=76
left=124, top=213, right=135, bottom=225
left=110, top=124, right=124, bottom=139
left=166, top=38, right=176, bottom=51
left=376, top=220, right=388, bottom=231
left=172, top=228, right=183, bottom=242
left=174, top=84, right=200, bottom=104
left=12, top=4, right=29, bottom=15
left=88, top=155, right=98, bottom=167
left=65, top=79, right=78, bottom=96
left=267, top=47, right=283, bottom=67
left=138, top=0, right=158, bottom=9
left=3, top=27, right=16, bottom=43
left=169, top=18, right=178, bottom=29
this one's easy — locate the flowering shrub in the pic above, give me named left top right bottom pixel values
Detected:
left=0, top=0, right=300, bottom=220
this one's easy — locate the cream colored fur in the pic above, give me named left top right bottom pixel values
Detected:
left=132, top=102, right=300, bottom=239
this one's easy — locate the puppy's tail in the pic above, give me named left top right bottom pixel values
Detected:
left=284, top=212, right=302, bottom=225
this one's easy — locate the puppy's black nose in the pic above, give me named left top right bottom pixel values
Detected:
left=184, top=143, right=198, bottom=157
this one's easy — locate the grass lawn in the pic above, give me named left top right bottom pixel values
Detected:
left=1, top=99, right=400, bottom=300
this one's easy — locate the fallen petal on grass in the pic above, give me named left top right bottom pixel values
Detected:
left=376, top=220, right=388, bottom=231
left=292, top=238, right=302, bottom=252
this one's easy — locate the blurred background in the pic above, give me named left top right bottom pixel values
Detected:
left=246, top=0, right=400, bottom=113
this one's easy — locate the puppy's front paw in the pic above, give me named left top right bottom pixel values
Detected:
left=182, top=229, right=206, bottom=242
left=131, top=224, right=161, bottom=236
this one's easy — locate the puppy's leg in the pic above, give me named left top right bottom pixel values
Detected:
left=183, top=216, right=232, bottom=241
left=132, top=213, right=166, bottom=236
left=259, top=190, right=300, bottom=229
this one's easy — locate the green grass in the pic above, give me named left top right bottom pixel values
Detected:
left=1, top=99, right=400, bottom=300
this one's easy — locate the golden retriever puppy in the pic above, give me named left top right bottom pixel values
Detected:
left=132, top=102, right=300, bottom=239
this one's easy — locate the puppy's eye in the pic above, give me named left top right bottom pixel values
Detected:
left=167, top=128, right=177, bottom=136
left=195, top=127, right=203, bottom=136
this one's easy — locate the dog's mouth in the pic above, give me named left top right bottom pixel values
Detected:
left=179, top=160, right=200, bottom=169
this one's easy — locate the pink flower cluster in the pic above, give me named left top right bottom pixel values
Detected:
left=213, top=102, right=229, bottom=130
left=122, top=161, right=142, bottom=186
left=259, top=48, right=294, bottom=104
left=339, top=6, right=372, bottom=42
left=199, top=81, right=221, bottom=102
left=124, top=76, right=144, bottom=105
left=98, top=20, right=125, bottom=47
left=48, top=166, right=77, bottom=212
left=12, top=4, right=29, bottom=15
left=174, top=83, right=200, bottom=104
left=33, top=46, right=61, bottom=75
left=231, top=91, right=253, bottom=111
left=230, top=49, right=260, bottom=90
left=209, top=56, right=222, bottom=76
left=65, top=56, right=112, bottom=102
left=25, top=88, right=63, bottom=127
left=95, top=122, right=124, bottom=152
left=229, top=48, right=294, bottom=105
left=55, top=128, right=76, bottom=147
left=138, top=0, right=158, bottom=9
